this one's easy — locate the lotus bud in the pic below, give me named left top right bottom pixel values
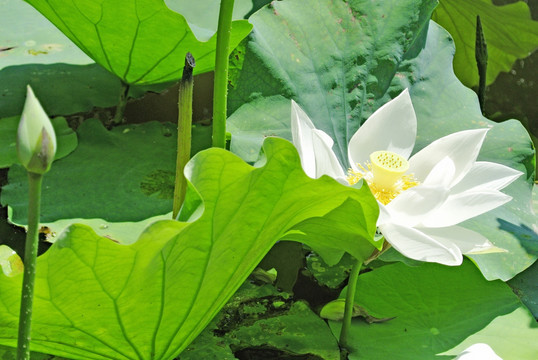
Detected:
left=17, top=86, right=57, bottom=174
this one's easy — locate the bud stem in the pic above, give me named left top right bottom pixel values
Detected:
left=17, top=172, right=43, bottom=360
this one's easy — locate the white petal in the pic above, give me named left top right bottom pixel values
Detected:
left=291, top=101, right=346, bottom=181
left=379, top=222, right=463, bottom=265
left=454, top=343, right=502, bottom=360
left=451, top=161, right=523, bottom=194
left=417, top=226, right=495, bottom=255
left=420, top=190, right=512, bottom=228
left=311, top=129, right=347, bottom=182
left=376, top=202, right=392, bottom=226
left=421, top=156, right=455, bottom=187
left=385, top=185, right=449, bottom=227
left=291, top=100, right=318, bottom=178
left=409, top=129, right=488, bottom=185
left=348, top=89, right=417, bottom=170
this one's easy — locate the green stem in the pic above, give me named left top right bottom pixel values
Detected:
left=212, top=0, right=235, bottom=148
left=173, top=53, right=196, bottom=219
left=339, top=257, right=362, bottom=352
left=17, top=172, right=43, bottom=360
left=112, top=81, right=130, bottom=125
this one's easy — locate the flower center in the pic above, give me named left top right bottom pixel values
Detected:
left=369, top=151, right=409, bottom=189
left=347, top=150, right=419, bottom=205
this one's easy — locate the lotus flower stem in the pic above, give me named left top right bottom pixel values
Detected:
left=111, top=81, right=130, bottom=125
left=17, top=172, right=43, bottom=360
left=212, top=0, right=235, bottom=148
left=16, top=86, right=56, bottom=359
left=475, top=15, right=487, bottom=115
left=339, top=256, right=362, bottom=351
left=173, top=52, right=196, bottom=219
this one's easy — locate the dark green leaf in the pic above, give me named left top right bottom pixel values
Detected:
left=330, top=260, right=522, bottom=359
left=2, top=119, right=176, bottom=224
left=0, top=116, right=77, bottom=168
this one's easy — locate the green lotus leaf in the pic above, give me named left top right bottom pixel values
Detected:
left=330, top=260, right=525, bottom=359
left=0, top=137, right=378, bottom=359
left=24, top=0, right=253, bottom=84
left=0, top=1, right=165, bottom=118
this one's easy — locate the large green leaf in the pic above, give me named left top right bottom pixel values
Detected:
left=0, top=0, right=152, bottom=118
left=226, top=0, right=536, bottom=280
left=228, top=0, right=437, bottom=165
left=432, top=0, right=538, bottom=87
left=24, top=0, right=253, bottom=84
left=0, top=138, right=378, bottom=359
left=329, top=260, right=524, bottom=359
left=0, top=345, right=68, bottom=360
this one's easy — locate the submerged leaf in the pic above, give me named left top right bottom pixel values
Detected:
left=0, top=138, right=378, bottom=359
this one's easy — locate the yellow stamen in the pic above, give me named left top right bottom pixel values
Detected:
left=347, top=151, right=419, bottom=205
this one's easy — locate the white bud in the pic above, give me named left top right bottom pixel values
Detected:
left=17, top=86, right=57, bottom=174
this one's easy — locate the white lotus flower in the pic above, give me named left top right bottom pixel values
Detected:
left=454, top=343, right=502, bottom=360
left=291, top=89, right=522, bottom=266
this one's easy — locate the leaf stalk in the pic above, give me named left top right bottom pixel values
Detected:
left=339, top=256, right=362, bottom=352
left=111, top=81, right=130, bottom=126
left=212, top=0, right=235, bottom=148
